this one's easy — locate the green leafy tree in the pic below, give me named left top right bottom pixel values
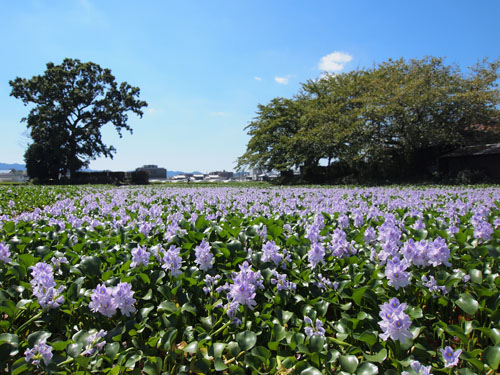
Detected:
left=239, top=56, right=500, bottom=182
left=237, top=97, right=305, bottom=172
left=10, top=58, right=148, bottom=181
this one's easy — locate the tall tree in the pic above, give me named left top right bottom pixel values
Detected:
left=237, top=97, right=305, bottom=172
left=10, top=58, right=148, bottom=181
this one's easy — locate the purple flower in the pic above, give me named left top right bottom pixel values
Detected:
left=30, top=262, right=65, bottom=309
left=194, top=239, right=213, bottom=271
left=378, top=298, right=413, bottom=343
left=82, top=329, right=107, bottom=356
left=378, top=310, right=413, bottom=343
left=270, top=270, right=296, bottom=292
left=131, top=245, right=150, bottom=268
left=89, top=284, right=117, bottom=317
left=440, top=346, right=461, bottom=368
left=307, top=241, right=325, bottom=268
left=385, top=258, right=411, bottom=290
left=89, top=282, right=136, bottom=317
left=203, top=274, right=221, bottom=294
left=162, top=245, right=183, bottom=277
left=227, top=261, right=263, bottom=312
left=25, top=340, right=53, bottom=367
left=112, top=282, right=136, bottom=316
left=0, top=241, right=11, bottom=263
left=364, top=227, right=376, bottom=244
left=410, top=360, right=432, bottom=375
left=303, top=317, right=326, bottom=337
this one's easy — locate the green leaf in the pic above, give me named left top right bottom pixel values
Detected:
left=352, top=287, right=368, bottom=305
left=340, top=355, right=359, bottom=373
left=143, top=356, right=163, bottom=375
left=214, top=358, right=228, bottom=371
left=489, top=328, right=500, bottom=345
left=469, top=269, right=482, bottom=284
left=236, top=331, right=257, bottom=351
left=355, top=331, right=377, bottom=347
left=183, top=341, right=198, bottom=354
left=27, top=331, right=51, bottom=347
left=79, top=256, right=102, bottom=277
left=0, top=333, right=18, bottom=347
left=227, top=341, right=241, bottom=357
left=181, top=302, right=197, bottom=315
left=105, top=342, right=120, bottom=359
left=158, top=301, right=178, bottom=313
left=300, top=367, right=322, bottom=375
left=363, top=348, right=387, bottom=363
left=213, top=342, right=226, bottom=358
left=455, top=293, right=479, bottom=315
left=309, top=336, right=325, bottom=353
left=357, top=362, right=378, bottom=375
left=484, top=346, right=500, bottom=370
left=273, top=324, right=286, bottom=342
left=67, top=343, right=83, bottom=357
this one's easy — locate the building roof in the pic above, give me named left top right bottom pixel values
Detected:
left=441, top=143, right=500, bottom=158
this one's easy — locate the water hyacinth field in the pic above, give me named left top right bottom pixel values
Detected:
left=0, top=186, right=500, bottom=375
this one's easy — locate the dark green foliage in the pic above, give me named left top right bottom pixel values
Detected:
left=9, top=58, right=148, bottom=182
left=238, top=57, right=500, bottom=184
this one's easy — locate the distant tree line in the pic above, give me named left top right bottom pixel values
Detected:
left=237, top=57, right=500, bottom=184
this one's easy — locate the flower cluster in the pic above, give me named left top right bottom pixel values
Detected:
left=82, top=329, right=107, bottom=356
left=194, top=239, right=213, bottom=271
left=227, top=262, right=263, bottom=309
left=161, top=245, right=183, bottom=276
left=0, top=241, right=11, bottom=263
left=307, top=241, right=325, bottom=269
left=421, top=275, right=448, bottom=296
left=25, top=340, right=53, bottom=367
left=401, top=238, right=451, bottom=268
left=378, top=297, right=412, bottom=343
left=304, top=316, right=326, bottom=337
left=131, top=245, right=150, bottom=268
left=402, top=360, right=432, bottom=375
left=89, top=282, right=136, bottom=317
left=385, top=257, right=411, bottom=290
left=30, top=262, right=65, bottom=309
left=202, top=274, right=221, bottom=294
left=270, top=270, right=296, bottom=292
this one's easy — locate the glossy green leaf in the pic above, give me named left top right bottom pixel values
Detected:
left=236, top=331, right=257, bottom=351
left=357, top=362, right=379, bottom=375
left=363, top=348, right=387, bottom=363
left=340, top=355, right=359, bottom=373
left=484, top=346, right=500, bottom=370
left=455, top=293, right=479, bottom=315
left=300, top=367, right=322, bottom=375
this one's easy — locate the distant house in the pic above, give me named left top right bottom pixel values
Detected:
left=136, top=165, right=167, bottom=180
left=438, top=143, right=500, bottom=180
left=0, top=170, right=28, bottom=182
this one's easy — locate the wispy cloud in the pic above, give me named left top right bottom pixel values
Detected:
left=318, top=51, right=353, bottom=72
left=254, top=76, right=262, bottom=81
left=274, top=76, right=289, bottom=85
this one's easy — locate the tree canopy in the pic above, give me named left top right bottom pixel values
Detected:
left=237, top=57, right=500, bottom=182
left=10, top=58, right=148, bottom=181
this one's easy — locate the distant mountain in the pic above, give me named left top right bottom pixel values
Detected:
left=0, top=163, right=26, bottom=171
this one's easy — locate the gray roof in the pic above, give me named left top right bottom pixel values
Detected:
left=441, top=143, right=500, bottom=158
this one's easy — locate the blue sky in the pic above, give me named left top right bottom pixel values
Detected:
left=1, top=0, right=499, bottom=173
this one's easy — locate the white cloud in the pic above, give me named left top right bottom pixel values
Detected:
left=274, top=76, right=289, bottom=85
left=254, top=76, right=262, bottom=81
left=318, top=51, right=353, bottom=72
